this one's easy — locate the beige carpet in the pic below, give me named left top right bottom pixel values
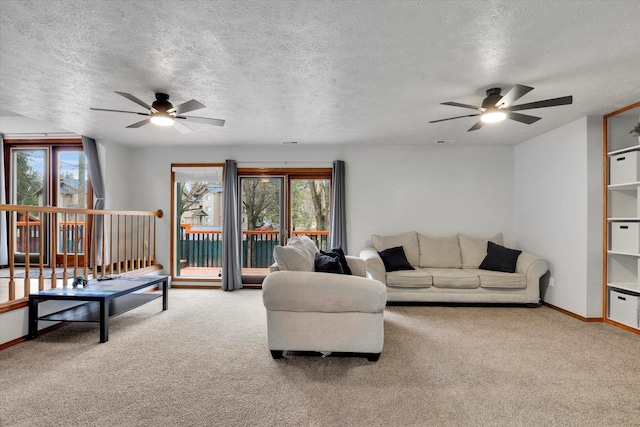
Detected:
left=1, top=289, right=639, bottom=427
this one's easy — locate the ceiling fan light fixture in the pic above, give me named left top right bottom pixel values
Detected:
left=150, top=113, right=175, bottom=126
left=481, top=110, right=507, bottom=123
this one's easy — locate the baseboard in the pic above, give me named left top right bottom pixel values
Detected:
left=542, top=302, right=603, bottom=322
left=0, top=322, right=68, bottom=351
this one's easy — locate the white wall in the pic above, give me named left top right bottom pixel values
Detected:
left=123, top=143, right=515, bottom=272
left=514, top=117, right=603, bottom=318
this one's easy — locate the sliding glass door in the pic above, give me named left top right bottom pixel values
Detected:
left=240, top=177, right=284, bottom=274
left=172, top=166, right=225, bottom=279
left=10, top=148, right=49, bottom=265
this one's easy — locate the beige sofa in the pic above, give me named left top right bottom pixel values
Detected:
left=263, top=236, right=387, bottom=361
left=359, top=232, right=548, bottom=305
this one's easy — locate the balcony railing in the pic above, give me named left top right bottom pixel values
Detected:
left=178, top=224, right=329, bottom=273
left=0, top=204, right=163, bottom=307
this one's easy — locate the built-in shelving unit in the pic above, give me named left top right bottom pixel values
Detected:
left=604, top=101, right=640, bottom=333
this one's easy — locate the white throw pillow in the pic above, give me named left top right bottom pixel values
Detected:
left=273, top=238, right=314, bottom=271
left=371, top=232, right=419, bottom=266
left=418, top=234, right=462, bottom=268
left=296, top=235, right=319, bottom=257
left=458, top=233, right=504, bottom=269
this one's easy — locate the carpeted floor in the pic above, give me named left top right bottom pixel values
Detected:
left=1, top=289, right=639, bottom=426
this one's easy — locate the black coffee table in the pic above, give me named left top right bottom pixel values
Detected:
left=28, top=275, right=168, bottom=343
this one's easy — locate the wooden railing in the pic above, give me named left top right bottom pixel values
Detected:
left=0, top=204, right=163, bottom=306
left=178, top=225, right=329, bottom=272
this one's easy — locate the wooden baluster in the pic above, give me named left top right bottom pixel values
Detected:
left=109, top=214, right=113, bottom=274
left=130, top=215, right=134, bottom=270
left=141, top=216, right=147, bottom=267
left=38, top=213, right=45, bottom=291
left=50, top=213, right=57, bottom=287
left=101, top=214, right=106, bottom=276
left=124, top=216, right=129, bottom=272
left=24, top=211, right=30, bottom=297
left=73, top=213, right=79, bottom=279
left=152, top=215, right=157, bottom=265
left=92, top=214, right=98, bottom=278
left=116, top=215, right=121, bottom=274
left=136, top=216, right=141, bottom=269
left=8, top=211, right=15, bottom=301
left=62, top=213, right=69, bottom=286
left=83, top=213, right=88, bottom=281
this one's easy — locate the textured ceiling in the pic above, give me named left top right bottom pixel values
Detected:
left=1, top=0, right=639, bottom=147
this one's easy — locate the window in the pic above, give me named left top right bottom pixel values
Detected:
left=4, top=139, right=91, bottom=267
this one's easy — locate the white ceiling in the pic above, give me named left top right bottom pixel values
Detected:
left=1, top=0, right=639, bottom=147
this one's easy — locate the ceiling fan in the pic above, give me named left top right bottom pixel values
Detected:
left=429, top=84, right=572, bottom=132
left=90, top=91, right=225, bottom=134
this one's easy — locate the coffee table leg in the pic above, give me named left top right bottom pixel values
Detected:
left=28, top=296, right=38, bottom=340
left=99, top=299, right=108, bottom=343
left=162, top=279, right=168, bottom=310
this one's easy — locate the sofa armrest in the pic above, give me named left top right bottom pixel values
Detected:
left=516, top=251, right=549, bottom=303
left=346, top=255, right=366, bottom=277
left=263, top=271, right=387, bottom=313
left=359, top=247, right=386, bottom=283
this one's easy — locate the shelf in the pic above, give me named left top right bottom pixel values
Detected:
left=608, top=182, right=640, bottom=190
left=607, top=283, right=640, bottom=295
left=608, top=218, right=640, bottom=221
left=608, top=250, right=640, bottom=257
left=608, top=144, right=640, bottom=156
left=38, top=294, right=161, bottom=322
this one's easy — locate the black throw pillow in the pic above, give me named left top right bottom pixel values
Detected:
left=479, top=241, right=522, bottom=273
left=314, top=252, right=345, bottom=274
left=330, top=246, right=352, bottom=275
left=378, top=246, right=414, bottom=272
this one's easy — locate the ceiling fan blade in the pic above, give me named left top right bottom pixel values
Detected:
left=90, top=107, right=150, bottom=116
left=177, top=115, right=225, bottom=127
left=467, top=121, right=484, bottom=132
left=115, top=91, right=153, bottom=111
left=126, top=119, right=151, bottom=128
left=495, top=84, right=534, bottom=108
left=507, top=112, right=541, bottom=124
left=173, top=120, right=194, bottom=134
left=168, top=99, right=205, bottom=115
left=441, top=101, right=482, bottom=111
left=508, top=95, right=573, bottom=112
left=429, top=114, right=480, bottom=123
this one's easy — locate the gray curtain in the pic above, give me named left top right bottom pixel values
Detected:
left=81, top=136, right=105, bottom=266
left=329, top=160, right=347, bottom=253
left=222, top=160, right=242, bottom=291
left=0, top=133, right=7, bottom=267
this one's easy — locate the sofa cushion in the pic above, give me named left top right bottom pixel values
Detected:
left=273, top=238, right=314, bottom=272
left=464, top=269, right=526, bottom=289
left=418, top=234, right=462, bottom=268
left=386, top=268, right=432, bottom=288
left=423, top=268, right=480, bottom=289
left=379, top=246, right=415, bottom=272
left=458, top=233, right=504, bottom=269
left=372, top=232, right=419, bottom=266
left=479, top=241, right=522, bottom=273
left=314, top=251, right=345, bottom=274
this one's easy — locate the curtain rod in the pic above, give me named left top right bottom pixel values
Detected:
left=2, top=132, right=78, bottom=137
left=238, top=161, right=334, bottom=165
